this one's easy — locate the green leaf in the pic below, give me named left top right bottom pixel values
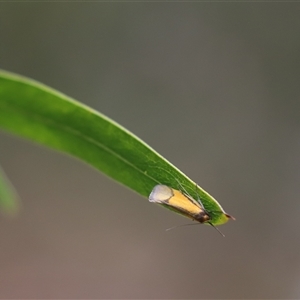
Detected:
left=0, top=70, right=232, bottom=225
left=0, top=166, right=20, bottom=216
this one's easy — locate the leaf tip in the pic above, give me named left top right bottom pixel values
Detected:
left=225, top=213, right=235, bottom=221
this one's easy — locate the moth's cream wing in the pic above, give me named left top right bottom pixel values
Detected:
left=149, top=185, right=174, bottom=204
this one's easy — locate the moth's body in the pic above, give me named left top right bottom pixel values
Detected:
left=149, top=184, right=235, bottom=236
left=149, top=184, right=210, bottom=224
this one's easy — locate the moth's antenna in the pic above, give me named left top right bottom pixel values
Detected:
left=207, top=222, right=225, bottom=237
left=166, top=222, right=225, bottom=237
left=166, top=222, right=203, bottom=232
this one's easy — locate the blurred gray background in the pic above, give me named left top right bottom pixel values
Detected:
left=1, top=3, right=300, bottom=299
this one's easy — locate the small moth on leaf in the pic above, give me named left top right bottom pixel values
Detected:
left=149, top=184, right=234, bottom=236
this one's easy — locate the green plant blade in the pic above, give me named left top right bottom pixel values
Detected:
left=0, top=166, right=19, bottom=216
left=0, top=70, right=232, bottom=225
